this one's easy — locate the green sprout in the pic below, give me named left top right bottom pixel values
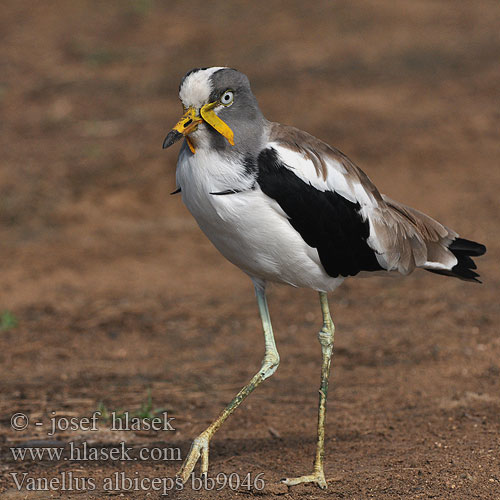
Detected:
left=0, top=311, right=18, bottom=331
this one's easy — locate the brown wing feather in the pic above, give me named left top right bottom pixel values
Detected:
left=372, top=195, right=458, bottom=274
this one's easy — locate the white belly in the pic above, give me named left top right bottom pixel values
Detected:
left=176, top=148, right=344, bottom=292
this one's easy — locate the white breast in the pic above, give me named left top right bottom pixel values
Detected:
left=175, top=147, right=344, bottom=292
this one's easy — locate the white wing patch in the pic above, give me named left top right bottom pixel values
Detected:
left=269, top=143, right=377, bottom=207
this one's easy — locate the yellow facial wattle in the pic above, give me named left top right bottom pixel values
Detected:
left=200, top=102, right=235, bottom=147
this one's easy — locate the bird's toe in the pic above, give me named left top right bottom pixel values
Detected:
left=177, top=432, right=211, bottom=483
left=281, top=471, right=327, bottom=489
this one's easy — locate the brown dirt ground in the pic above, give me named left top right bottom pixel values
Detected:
left=1, top=1, right=499, bottom=498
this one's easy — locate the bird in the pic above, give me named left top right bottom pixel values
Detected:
left=162, top=67, right=486, bottom=489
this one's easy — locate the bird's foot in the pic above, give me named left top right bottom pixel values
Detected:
left=177, top=431, right=211, bottom=483
left=282, top=469, right=327, bottom=489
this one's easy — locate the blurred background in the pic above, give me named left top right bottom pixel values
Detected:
left=1, top=1, right=499, bottom=498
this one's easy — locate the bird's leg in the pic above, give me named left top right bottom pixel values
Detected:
left=177, top=283, right=280, bottom=483
left=283, top=291, right=334, bottom=489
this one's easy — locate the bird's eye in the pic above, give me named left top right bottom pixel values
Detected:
left=220, top=90, right=234, bottom=106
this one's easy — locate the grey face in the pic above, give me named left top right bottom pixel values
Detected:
left=179, top=68, right=267, bottom=156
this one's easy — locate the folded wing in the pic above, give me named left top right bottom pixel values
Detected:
left=264, top=122, right=486, bottom=281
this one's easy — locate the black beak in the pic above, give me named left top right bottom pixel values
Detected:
left=162, top=130, right=183, bottom=149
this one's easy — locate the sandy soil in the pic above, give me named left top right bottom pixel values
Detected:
left=1, top=1, right=499, bottom=498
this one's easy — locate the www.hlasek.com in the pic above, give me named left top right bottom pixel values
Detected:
left=9, top=411, right=266, bottom=493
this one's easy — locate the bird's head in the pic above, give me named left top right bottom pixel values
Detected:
left=163, top=67, right=264, bottom=154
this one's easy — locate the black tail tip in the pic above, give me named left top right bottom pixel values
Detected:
left=449, top=238, right=486, bottom=257
left=428, top=237, right=486, bottom=283
left=445, top=237, right=486, bottom=282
